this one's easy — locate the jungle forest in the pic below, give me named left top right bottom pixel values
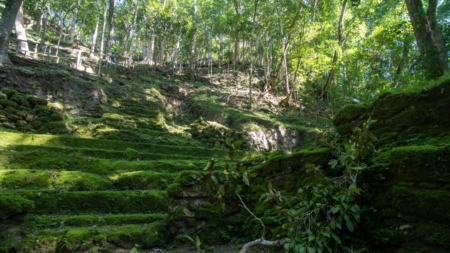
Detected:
left=0, top=0, right=449, bottom=252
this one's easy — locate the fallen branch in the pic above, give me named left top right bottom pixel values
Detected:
left=239, top=238, right=285, bottom=253
left=236, top=194, right=285, bottom=253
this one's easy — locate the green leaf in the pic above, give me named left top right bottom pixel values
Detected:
left=226, top=137, right=232, bottom=147
left=299, top=247, right=307, bottom=253
left=242, top=172, right=250, bottom=186
left=307, top=247, right=315, bottom=253
left=328, top=159, right=338, bottom=168
left=331, top=205, right=340, bottom=214
left=248, top=171, right=258, bottom=178
left=232, top=140, right=243, bottom=148
left=130, top=247, right=140, bottom=253
left=344, top=214, right=354, bottom=232
left=331, top=232, right=341, bottom=244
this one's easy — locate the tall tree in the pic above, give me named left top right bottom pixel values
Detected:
left=427, top=0, right=449, bottom=73
left=405, top=0, right=444, bottom=79
left=15, top=1, right=29, bottom=53
left=189, top=0, right=198, bottom=81
left=90, top=0, right=101, bottom=58
left=105, top=0, right=115, bottom=54
left=0, top=0, right=23, bottom=65
left=69, top=0, right=81, bottom=43
left=322, top=0, right=348, bottom=100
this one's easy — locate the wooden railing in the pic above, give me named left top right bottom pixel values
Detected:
left=8, top=38, right=131, bottom=75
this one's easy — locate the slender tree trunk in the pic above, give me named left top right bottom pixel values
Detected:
left=311, top=0, right=319, bottom=22
left=129, top=1, right=139, bottom=62
left=0, top=0, right=23, bottom=65
left=248, top=0, right=259, bottom=110
left=15, top=1, right=28, bottom=53
left=322, top=0, right=347, bottom=100
left=147, top=34, right=155, bottom=65
left=172, top=26, right=182, bottom=76
left=105, top=0, right=115, bottom=55
left=70, top=0, right=81, bottom=43
left=90, top=0, right=100, bottom=58
left=427, top=0, right=449, bottom=72
left=189, top=0, right=198, bottom=81
left=40, top=3, right=50, bottom=49
left=98, top=0, right=108, bottom=74
left=405, top=0, right=443, bottom=79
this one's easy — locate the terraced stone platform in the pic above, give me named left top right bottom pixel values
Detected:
left=0, top=131, right=261, bottom=252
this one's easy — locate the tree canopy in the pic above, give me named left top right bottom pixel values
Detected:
left=1, top=0, right=449, bottom=104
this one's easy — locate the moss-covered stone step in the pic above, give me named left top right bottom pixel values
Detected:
left=14, top=222, right=163, bottom=252
left=0, top=169, right=113, bottom=190
left=0, top=131, right=261, bottom=160
left=390, top=145, right=450, bottom=184
left=0, top=169, right=178, bottom=191
left=391, top=186, right=450, bottom=223
left=8, top=144, right=224, bottom=161
left=0, top=151, right=227, bottom=175
left=26, top=213, right=167, bottom=229
left=4, top=190, right=168, bottom=215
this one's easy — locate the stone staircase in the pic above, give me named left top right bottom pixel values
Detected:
left=0, top=130, right=259, bottom=252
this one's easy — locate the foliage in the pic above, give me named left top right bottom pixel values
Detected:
left=206, top=120, right=376, bottom=252
left=181, top=235, right=202, bottom=253
left=261, top=119, right=377, bottom=252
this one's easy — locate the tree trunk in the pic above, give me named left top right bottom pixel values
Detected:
left=146, top=34, right=155, bottom=65
left=70, top=0, right=81, bottom=43
left=248, top=0, right=259, bottom=110
left=14, top=1, right=28, bottom=53
left=40, top=3, right=50, bottom=50
left=405, top=0, right=443, bottom=79
left=90, top=0, right=100, bottom=58
left=311, top=0, right=319, bottom=22
left=0, top=0, right=23, bottom=65
left=105, top=0, right=115, bottom=55
left=129, top=1, right=139, bottom=62
left=322, top=0, right=347, bottom=100
left=189, top=0, right=198, bottom=81
left=426, top=0, right=449, bottom=73
left=98, top=0, right=108, bottom=74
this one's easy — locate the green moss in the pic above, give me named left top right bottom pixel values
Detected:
left=390, top=145, right=450, bottom=184
left=392, top=186, right=450, bottom=223
left=333, top=103, right=368, bottom=134
left=116, top=171, right=175, bottom=190
left=195, top=201, right=217, bottom=220
left=27, top=213, right=167, bottom=229
left=0, top=169, right=52, bottom=189
left=27, top=96, right=48, bottom=108
left=166, top=182, right=183, bottom=198
left=0, top=191, right=34, bottom=219
left=63, top=228, right=92, bottom=250
left=54, top=171, right=113, bottom=191
left=256, top=148, right=330, bottom=192
left=9, top=190, right=168, bottom=214
left=370, top=228, right=406, bottom=247
left=177, top=170, right=207, bottom=186
left=0, top=99, right=18, bottom=108
left=125, top=148, right=139, bottom=160
left=50, top=113, right=63, bottom=121
left=416, top=222, right=450, bottom=248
